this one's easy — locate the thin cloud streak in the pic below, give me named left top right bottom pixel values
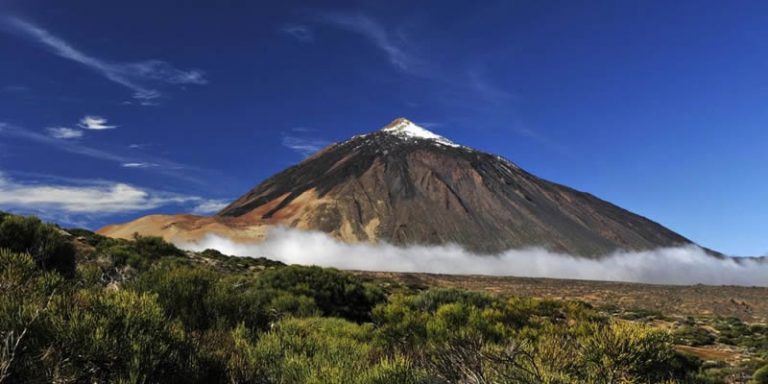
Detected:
left=46, top=127, right=82, bottom=139
left=191, top=199, right=229, bottom=214
left=122, top=162, right=157, bottom=168
left=467, top=68, right=517, bottom=105
left=281, top=135, right=331, bottom=157
left=0, top=122, right=201, bottom=183
left=281, top=24, right=314, bottom=42
left=3, top=17, right=206, bottom=104
left=318, top=12, right=420, bottom=74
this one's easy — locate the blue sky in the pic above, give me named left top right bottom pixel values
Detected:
left=0, top=0, right=765, bottom=256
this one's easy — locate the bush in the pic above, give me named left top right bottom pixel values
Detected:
left=227, top=317, right=427, bottom=384
left=255, top=265, right=385, bottom=322
left=132, top=267, right=321, bottom=332
left=131, top=266, right=218, bottom=330
left=0, top=249, right=64, bottom=381
left=755, top=364, right=768, bottom=384
left=673, top=325, right=717, bottom=346
left=133, top=233, right=185, bottom=258
left=46, top=289, right=192, bottom=383
left=0, top=215, right=75, bottom=276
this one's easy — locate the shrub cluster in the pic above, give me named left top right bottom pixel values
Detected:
left=0, top=213, right=763, bottom=383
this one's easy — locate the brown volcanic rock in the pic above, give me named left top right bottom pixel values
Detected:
left=101, top=118, right=695, bottom=256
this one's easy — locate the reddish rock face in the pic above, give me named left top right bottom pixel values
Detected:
left=214, top=118, right=694, bottom=256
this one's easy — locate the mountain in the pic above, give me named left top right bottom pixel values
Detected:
left=99, top=118, right=695, bottom=256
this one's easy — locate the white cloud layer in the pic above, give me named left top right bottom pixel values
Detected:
left=180, top=228, right=768, bottom=287
left=3, top=17, right=206, bottom=104
left=46, top=127, right=82, bottom=139
left=79, top=115, right=116, bottom=130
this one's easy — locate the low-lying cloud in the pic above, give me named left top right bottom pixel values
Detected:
left=180, top=227, right=768, bottom=287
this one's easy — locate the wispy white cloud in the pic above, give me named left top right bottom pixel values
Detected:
left=0, top=122, right=201, bottom=182
left=0, top=172, right=226, bottom=216
left=78, top=115, right=116, bottom=130
left=281, top=135, right=330, bottom=157
left=0, top=85, right=29, bottom=93
left=281, top=24, right=314, bottom=42
left=191, top=199, right=229, bottom=214
left=318, top=12, right=420, bottom=74
left=1, top=122, right=127, bottom=163
left=3, top=17, right=206, bottom=104
left=122, top=162, right=157, bottom=168
left=46, top=127, right=82, bottom=139
left=467, top=68, right=516, bottom=105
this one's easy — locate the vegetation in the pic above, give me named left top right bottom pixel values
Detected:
left=0, top=212, right=765, bottom=383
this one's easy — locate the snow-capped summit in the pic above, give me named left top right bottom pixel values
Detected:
left=380, top=117, right=459, bottom=147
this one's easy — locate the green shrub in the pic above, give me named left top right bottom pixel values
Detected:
left=133, top=233, right=185, bottom=258
left=577, top=321, right=683, bottom=383
left=0, top=249, right=64, bottom=381
left=754, top=364, right=768, bottom=384
left=228, top=317, right=427, bottom=384
left=131, top=266, right=218, bottom=330
left=0, top=215, right=75, bottom=276
left=255, top=265, right=385, bottom=322
left=46, top=289, right=192, bottom=383
left=133, top=267, right=321, bottom=332
left=673, top=325, right=717, bottom=346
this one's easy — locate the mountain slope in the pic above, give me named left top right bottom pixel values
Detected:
left=100, top=118, right=694, bottom=256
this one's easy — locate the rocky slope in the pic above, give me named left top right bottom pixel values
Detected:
left=100, top=118, right=695, bottom=256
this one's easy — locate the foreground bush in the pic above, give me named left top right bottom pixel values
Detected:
left=45, top=289, right=192, bottom=383
left=0, top=249, right=192, bottom=383
left=755, top=364, right=768, bottom=384
left=227, top=317, right=427, bottom=384
left=132, top=266, right=319, bottom=332
left=373, top=289, right=697, bottom=383
left=255, top=265, right=386, bottom=322
left=0, top=215, right=75, bottom=276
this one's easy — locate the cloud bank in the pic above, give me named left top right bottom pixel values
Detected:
left=181, top=227, right=768, bottom=287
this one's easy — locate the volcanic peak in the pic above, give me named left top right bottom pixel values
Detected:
left=380, top=117, right=459, bottom=147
